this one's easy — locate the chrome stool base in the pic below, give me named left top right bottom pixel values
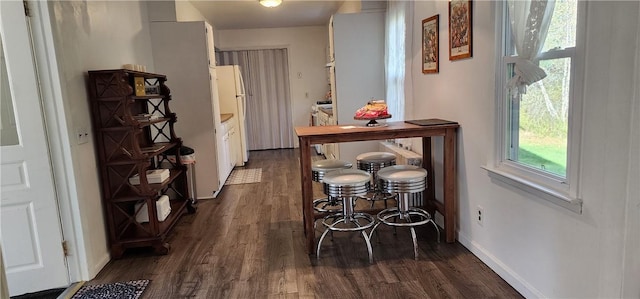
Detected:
left=313, top=197, right=357, bottom=232
left=360, top=191, right=397, bottom=209
left=311, top=159, right=353, bottom=215
left=317, top=211, right=375, bottom=264
left=312, top=196, right=343, bottom=213
left=370, top=207, right=440, bottom=260
left=370, top=165, right=437, bottom=260
left=316, top=169, right=374, bottom=264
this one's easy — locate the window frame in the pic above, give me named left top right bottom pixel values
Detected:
left=488, top=0, right=587, bottom=213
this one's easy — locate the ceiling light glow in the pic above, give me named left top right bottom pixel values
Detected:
left=259, top=0, right=282, bottom=8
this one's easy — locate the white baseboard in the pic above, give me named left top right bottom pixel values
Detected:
left=457, top=232, right=545, bottom=299
left=199, top=194, right=217, bottom=200
left=88, top=252, right=111, bottom=280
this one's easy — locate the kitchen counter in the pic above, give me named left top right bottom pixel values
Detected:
left=221, top=113, right=234, bottom=123
left=318, top=107, right=333, bottom=116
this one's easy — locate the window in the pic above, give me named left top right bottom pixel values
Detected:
left=385, top=0, right=407, bottom=122
left=492, top=0, right=584, bottom=212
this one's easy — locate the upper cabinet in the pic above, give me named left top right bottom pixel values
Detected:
left=150, top=21, right=226, bottom=198
left=326, top=11, right=386, bottom=165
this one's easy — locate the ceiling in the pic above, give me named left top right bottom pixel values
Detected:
left=191, top=1, right=345, bottom=30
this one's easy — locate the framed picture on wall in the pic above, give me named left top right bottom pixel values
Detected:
left=449, top=0, right=472, bottom=60
left=422, top=15, right=439, bottom=74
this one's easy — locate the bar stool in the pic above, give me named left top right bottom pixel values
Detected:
left=312, top=159, right=353, bottom=213
left=356, top=152, right=397, bottom=208
left=369, top=165, right=440, bottom=260
left=317, top=169, right=375, bottom=263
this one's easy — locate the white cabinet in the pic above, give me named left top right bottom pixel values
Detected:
left=317, top=108, right=337, bottom=159
left=150, top=21, right=224, bottom=198
left=328, top=12, right=386, bottom=165
left=218, top=118, right=237, bottom=184
left=222, top=133, right=231, bottom=178
left=229, top=125, right=240, bottom=168
left=218, top=123, right=230, bottom=185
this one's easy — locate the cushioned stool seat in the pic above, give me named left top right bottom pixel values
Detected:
left=369, top=165, right=440, bottom=260
left=356, top=152, right=397, bottom=207
left=316, top=169, right=375, bottom=263
left=311, top=159, right=352, bottom=213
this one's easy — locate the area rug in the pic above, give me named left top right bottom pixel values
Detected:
left=70, top=280, right=149, bottom=299
left=11, top=287, right=66, bottom=299
left=225, top=168, right=262, bottom=185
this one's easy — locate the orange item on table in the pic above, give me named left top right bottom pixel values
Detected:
left=354, top=100, right=389, bottom=119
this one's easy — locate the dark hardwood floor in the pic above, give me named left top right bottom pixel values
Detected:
left=90, top=149, right=523, bottom=298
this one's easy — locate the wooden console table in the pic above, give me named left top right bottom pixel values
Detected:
left=295, top=120, right=459, bottom=254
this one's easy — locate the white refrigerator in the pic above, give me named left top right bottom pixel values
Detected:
left=217, top=65, right=249, bottom=165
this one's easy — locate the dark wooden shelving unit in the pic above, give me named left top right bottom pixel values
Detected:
left=87, top=69, right=195, bottom=258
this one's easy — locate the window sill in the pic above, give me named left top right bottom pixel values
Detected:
left=482, top=166, right=583, bottom=214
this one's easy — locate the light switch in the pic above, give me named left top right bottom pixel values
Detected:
left=76, top=127, right=89, bottom=145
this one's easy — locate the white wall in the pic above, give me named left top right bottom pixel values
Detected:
left=337, top=1, right=361, bottom=14
left=336, top=1, right=386, bottom=14
left=411, top=1, right=640, bottom=298
left=332, top=11, right=386, bottom=166
left=622, top=5, right=640, bottom=296
left=175, top=1, right=207, bottom=22
left=147, top=1, right=176, bottom=22
left=147, top=0, right=207, bottom=23
left=216, top=26, right=329, bottom=148
left=48, top=0, right=155, bottom=278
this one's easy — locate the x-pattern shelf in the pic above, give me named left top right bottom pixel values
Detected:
left=88, top=69, right=193, bottom=258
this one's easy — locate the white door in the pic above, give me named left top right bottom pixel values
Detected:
left=233, top=67, right=249, bottom=163
left=0, top=1, right=69, bottom=296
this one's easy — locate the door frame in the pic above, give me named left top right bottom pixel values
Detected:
left=622, top=7, right=640, bottom=296
left=26, top=1, right=88, bottom=281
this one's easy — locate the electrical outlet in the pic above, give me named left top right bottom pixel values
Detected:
left=76, top=127, right=89, bottom=145
left=476, top=206, right=484, bottom=226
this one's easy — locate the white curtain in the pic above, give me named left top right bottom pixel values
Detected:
left=385, top=0, right=408, bottom=122
left=507, top=0, right=556, bottom=94
left=216, top=49, right=294, bottom=150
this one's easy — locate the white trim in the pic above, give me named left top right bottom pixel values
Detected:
left=457, top=232, right=544, bottom=299
left=567, top=2, right=588, bottom=204
left=403, top=0, right=414, bottom=123
left=621, top=4, right=640, bottom=296
left=483, top=166, right=583, bottom=214
left=504, top=48, right=574, bottom=63
left=536, top=47, right=575, bottom=60
left=493, top=0, right=507, bottom=167
left=91, top=253, right=110, bottom=280
left=29, top=1, right=90, bottom=281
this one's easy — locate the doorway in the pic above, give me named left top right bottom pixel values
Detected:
left=217, top=49, right=294, bottom=150
left=0, top=1, right=69, bottom=295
